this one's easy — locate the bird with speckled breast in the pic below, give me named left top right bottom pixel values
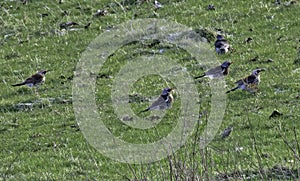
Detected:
left=12, top=70, right=48, bottom=87
left=226, top=69, right=265, bottom=93
left=140, top=88, right=175, bottom=113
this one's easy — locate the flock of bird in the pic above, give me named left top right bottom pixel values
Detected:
left=137, top=35, right=265, bottom=138
left=12, top=34, right=265, bottom=138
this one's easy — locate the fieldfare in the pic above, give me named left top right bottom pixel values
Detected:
left=12, top=70, right=48, bottom=87
left=221, top=126, right=233, bottom=139
left=215, top=35, right=230, bottom=54
left=194, top=61, right=232, bottom=79
left=226, top=68, right=265, bottom=93
left=140, top=88, right=174, bottom=113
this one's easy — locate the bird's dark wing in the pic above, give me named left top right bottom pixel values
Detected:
left=23, top=77, right=35, bottom=84
left=234, top=79, right=244, bottom=85
left=148, top=96, right=168, bottom=111
left=214, top=40, right=228, bottom=48
left=205, top=66, right=222, bottom=76
left=31, top=74, right=44, bottom=84
left=244, top=74, right=257, bottom=84
left=235, top=74, right=256, bottom=85
left=222, top=67, right=229, bottom=76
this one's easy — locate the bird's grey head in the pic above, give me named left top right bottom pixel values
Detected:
left=161, top=88, right=173, bottom=96
left=221, top=61, right=232, bottom=69
left=38, top=70, right=48, bottom=75
left=216, top=34, right=225, bottom=40
left=252, top=68, right=265, bottom=75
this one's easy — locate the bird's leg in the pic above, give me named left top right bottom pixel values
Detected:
left=245, top=86, right=254, bottom=93
left=247, top=84, right=259, bottom=93
left=253, top=87, right=261, bottom=95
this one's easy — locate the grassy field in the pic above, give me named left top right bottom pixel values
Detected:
left=1, top=0, right=300, bottom=180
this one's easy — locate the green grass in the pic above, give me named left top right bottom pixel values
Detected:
left=1, top=0, right=300, bottom=180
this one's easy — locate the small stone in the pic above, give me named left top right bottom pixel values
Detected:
left=154, top=0, right=163, bottom=8
left=250, top=56, right=259, bottom=62
left=207, top=4, right=215, bottom=10
left=147, top=115, right=161, bottom=121
left=269, top=110, right=283, bottom=119
left=235, top=147, right=244, bottom=152
left=221, top=126, right=233, bottom=139
left=245, top=37, right=253, bottom=43
left=15, top=103, right=34, bottom=111
left=262, top=153, right=270, bottom=158
left=275, top=0, right=281, bottom=5
left=94, top=9, right=108, bottom=17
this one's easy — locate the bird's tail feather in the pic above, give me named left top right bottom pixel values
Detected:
left=139, top=108, right=150, bottom=113
left=12, top=82, right=25, bottom=86
left=194, top=74, right=205, bottom=79
left=226, top=86, right=239, bottom=94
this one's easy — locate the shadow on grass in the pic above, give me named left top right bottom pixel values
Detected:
left=226, top=90, right=259, bottom=101
left=0, top=96, right=72, bottom=113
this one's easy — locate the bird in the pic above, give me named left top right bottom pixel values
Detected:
left=214, top=34, right=230, bottom=54
left=140, top=88, right=174, bottom=113
left=194, top=61, right=232, bottom=79
left=226, top=68, right=265, bottom=93
left=221, top=126, right=233, bottom=139
left=12, top=70, right=48, bottom=87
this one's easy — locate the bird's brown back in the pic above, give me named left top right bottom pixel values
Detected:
left=235, top=74, right=257, bottom=85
